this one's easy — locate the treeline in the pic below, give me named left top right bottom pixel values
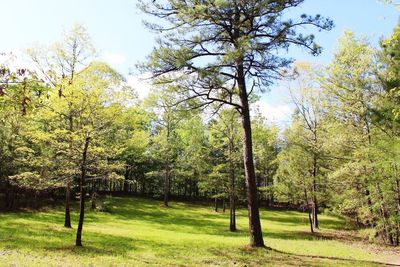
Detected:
left=1, top=23, right=400, bottom=247
left=275, top=29, right=400, bottom=245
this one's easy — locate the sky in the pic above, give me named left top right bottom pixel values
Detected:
left=0, top=0, right=398, bottom=127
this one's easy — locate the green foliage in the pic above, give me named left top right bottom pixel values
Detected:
left=274, top=29, right=400, bottom=245
left=252, top=113, right=279, bottom=202
left=200, top=109, right=243, bottom=199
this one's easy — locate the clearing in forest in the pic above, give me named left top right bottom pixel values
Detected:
left=0, top=197, right=398, bottom=266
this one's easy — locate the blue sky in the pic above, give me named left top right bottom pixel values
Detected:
left=0, top=0, right=398, bottom=124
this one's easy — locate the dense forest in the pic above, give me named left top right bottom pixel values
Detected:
left=1, top=1, right=400, bottom=265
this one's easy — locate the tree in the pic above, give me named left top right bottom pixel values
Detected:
left=28, top=24, right=96, bottom=228
left=380, top=24, right=400, bottom=122
left=175, top=114, right=209, bottom=200
left=72, top=62, right=127, bottom=246
left=252, top=113, right=279, bottom=207
left=275, top=120, right=317, bottom=231
left=322, top=31, right=380, bottom=227
left=0, top=55, right=48, bottom=210
left=34, top=61, right=127, bottom=246
left=139, top=0, right=333, bottom=247
left=144, top=87, right=185, bottom=206
left=368, top=24, right=400, bottom=245
left=206, top=108, right=242, bottom=231
left=112, top=106, right=151, bottom=195
left=276, top=63, right=331, bottom=232
left=291, top=62, right=330, bottom=229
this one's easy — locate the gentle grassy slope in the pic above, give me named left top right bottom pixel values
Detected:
left=0, top=197, right=398, bottom=266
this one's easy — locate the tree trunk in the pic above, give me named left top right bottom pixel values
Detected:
left=76, top=136, right=90, bottom=247
left=312, top=154, right=319, bottom=229
left=222, top=198, right=226, bottom=213
left=91, top=187, right=97, bottom=210
left=304, top=188, right=314, bottom=233
left=394, top=163, right=400, bottom=212
left=141, top=176, right=145, bottom=195
left=312, top=200, right=318, bottom=229
left=184, top=180, right=187, bottom=198
left=123, top=166, right=129, bottom=193
left=256, top=171, right=261, bottom=202
left=376, top=182, right=394, bottom=245
left=65, top=115, right=73, bottom=227
left=229, top=175, right=236, bottom=232
left=164, top=164, right=170, bottom=207
left=394, top=164, right=400, bottom=245
left=312, top=194, right=319, bottom=229
left=230, top=156, right=237, bottom=232
left=5, top=182, right=13, bottom=210
left=64, top=182, right=72, bottom=228
left=308, top=209, right=314, bottom=234
left=237, top=61, right=264, bottom=247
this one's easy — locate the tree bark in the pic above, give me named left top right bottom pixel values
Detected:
left=312, top=200, right=318, bottom=229
left=123, top=166, right=129, bottom=193
left=91, top=188, right=97, bottom=210
left=237, top=60, right=264, bottom=247
left=309, top=209, right=314, bottom=234
left=76, top=136, right=90, bottom=247
left=65, top=114, right=73, bottom=228
left=394, top=163, right=400, bottom=212
left=230, top=168, right=237, bottom=232
left=311, top=139, right=319, bottom=229
left=164, top=164, right=170, bottom=207
left=303, top=188, right=314, bottom=233
left=64, top=182, right=72, bottom=228
left=376, top=182, right=394, bottom=245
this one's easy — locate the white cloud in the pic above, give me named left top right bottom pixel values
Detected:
left=127, top=73, right=152, bottom=100
left=103, top=51, right=126, bottom=66
left=252, top=101, right=293, bottom=126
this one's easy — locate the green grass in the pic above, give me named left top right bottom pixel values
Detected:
left=0, top=197, right=397, bottom=266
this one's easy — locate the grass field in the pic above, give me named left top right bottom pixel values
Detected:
left=0, top=197, right=398, bottom=266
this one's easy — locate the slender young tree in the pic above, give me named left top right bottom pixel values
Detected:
left=289, top=62, right=329, bottom=229
left=139, top=0, right=333, bottom=247
left=215, top=109, right=242, bottom=231
left=28, top=24, right=96, bottom=228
